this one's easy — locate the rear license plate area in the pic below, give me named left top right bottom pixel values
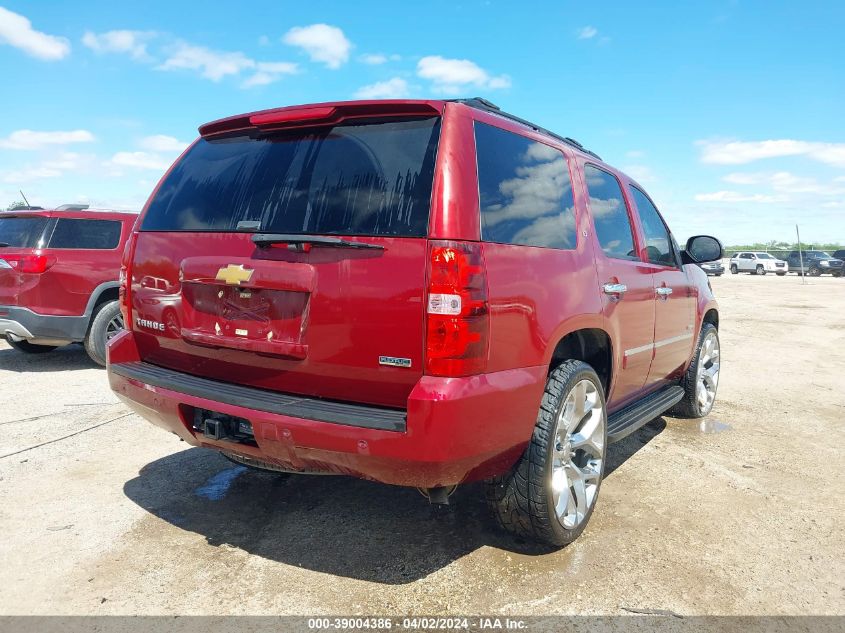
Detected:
left=180, top=283, right=310, bottom=357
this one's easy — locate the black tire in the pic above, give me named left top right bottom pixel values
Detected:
left=730, top=264, right=738, bottom=274
left=84, top=301, right=123, bottom=366
left=485, top=359, right=607, bottom=547
left=756, top=265, right=766, bottom=276
left=808, top=267, right=821, bottom=277
left=776, top=272, right=786, bottom=276
left=671, top=323, right=720, bottom=418
left=7, top=339, right=57, bottom=354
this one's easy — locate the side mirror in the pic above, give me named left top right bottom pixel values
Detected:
left=682, top=235, right=723, bottom=264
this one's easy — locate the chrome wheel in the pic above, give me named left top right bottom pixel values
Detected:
left=696, top=330, right=720, bottom=415
left=551, top=379, right=605, bottom=530
left=106, top=314, right=124, bottom=341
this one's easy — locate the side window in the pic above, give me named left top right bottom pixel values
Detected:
left=629, top=186, right=675, bottom=267
left=48, top=219, right=122, bottom=250
left=583, top=165, right=637, bottom=260
left=474, top=122, right=577, bottom=249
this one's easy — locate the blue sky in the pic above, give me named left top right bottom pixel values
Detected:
left=0, top=0, right=843, bottom=245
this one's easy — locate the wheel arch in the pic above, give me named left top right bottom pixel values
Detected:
left=702, top=307, right=719, bottom=331
left=546, top=327, right=613, bottom=397
left=83, top=282, right=120, bottom=333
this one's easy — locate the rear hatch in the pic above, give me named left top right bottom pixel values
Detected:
left=130, top=110, right=442, bottom=409
left=0, top=214, right=53, bottom=307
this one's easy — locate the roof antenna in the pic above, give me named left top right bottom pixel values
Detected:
left=19, top=190, right=31, bottom=207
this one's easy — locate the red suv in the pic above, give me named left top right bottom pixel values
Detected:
left=0, top=207, right=137, bottom=365
left=108, top=99, right=722, bottom=546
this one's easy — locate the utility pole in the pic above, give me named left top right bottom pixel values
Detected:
left=796, top=224, right=805, bottom=285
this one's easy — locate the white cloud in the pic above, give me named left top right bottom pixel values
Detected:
left=354, top=77, right=410, bottom=99
left=283, top=24, right=351, bottom=69
left=577, top=26, right=598, bottom=40
left=0, top=129, right=95, bottom=150
left=416, top=55, right=510, bottom=95
left=2, top=152, right=92, bottom=183
left=622, top=164, right=656, bottom=184
left=157, top=42, right=254, bottom=80
left=157, top=42, right=297, bottom=87
left=138, top=135, right=189, bottom=153
left=694, top=190, right=787, bottom=203
left=82, top=30, right=155, bottom=60
left=241, top=61, right=298, bottom=88
left=358, top=53, right=400, bottom=65
left=0, top=7, right=70, bottom=60
left=359, top=53, right=387, bottom=65
left=723, top=171, right=845, bottom=196
left=697, top=139, right=845, bottom=168
left=109, top=151, right=172, bottom=171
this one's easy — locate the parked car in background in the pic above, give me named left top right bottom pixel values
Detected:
left=107, top=98, right=722, bottom=547
left=786, top=250, right=844, bottom=277
left=698, top=261, right=724, bottom=276
left=0, top=207, right=138, bottom=364
left=832, top=250, right=845, bottom=266
left=729, top=252, right=788, bottom=275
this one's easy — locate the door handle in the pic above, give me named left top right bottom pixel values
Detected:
left=656, top=287, right=673, bottom=297
left=603, top=282, right=628, bottom=295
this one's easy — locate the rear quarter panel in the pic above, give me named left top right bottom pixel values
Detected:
left=441, top=104, right=605, bottom=373
left=27, top=216, right=132, bottom=316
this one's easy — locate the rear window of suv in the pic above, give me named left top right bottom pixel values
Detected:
left=141, top=117, right=442, bottom=237
left=0, top=216, right=50, bottom=248
left=48, top=219, right=122, bottom=250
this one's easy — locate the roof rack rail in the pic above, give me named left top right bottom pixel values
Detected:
left=55, top=204, right=90, bottom=211
left=449, top=97, right=602, bottom=160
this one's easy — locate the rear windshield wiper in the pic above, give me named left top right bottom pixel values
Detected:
left=0, top=242, right=9, bottom=247
left=251, top=233, right=385, bottom=251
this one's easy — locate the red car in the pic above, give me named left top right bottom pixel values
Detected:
left=108, top=99, right=722, bottom=546
left=0, top=207, right=137, bottom=365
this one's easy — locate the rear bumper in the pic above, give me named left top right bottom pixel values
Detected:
left=0, top=305, right=88, bottom=344
left=107, top=331, right=546, bottom=488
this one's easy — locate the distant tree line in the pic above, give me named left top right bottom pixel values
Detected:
left=725, top=240, right=842, bottom=252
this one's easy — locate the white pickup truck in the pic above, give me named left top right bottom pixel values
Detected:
left=729, top=252, right=788, bottom=276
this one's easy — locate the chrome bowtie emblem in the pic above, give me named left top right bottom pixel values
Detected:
left=215, top=264, right=254, bottom=286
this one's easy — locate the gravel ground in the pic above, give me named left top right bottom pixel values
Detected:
left=1, top=272, right=843, bottom=616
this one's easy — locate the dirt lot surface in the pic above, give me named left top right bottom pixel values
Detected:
left=1, top=273, right=843, bottom=616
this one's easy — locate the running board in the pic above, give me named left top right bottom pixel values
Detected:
left=607, top=386, right=685, bottom=443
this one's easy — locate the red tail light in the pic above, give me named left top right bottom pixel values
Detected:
left=426, top=240, right=489, bottom=376
left=119, top=233, right=137, bottom=328
left=3, top=254, right=55, bottom=274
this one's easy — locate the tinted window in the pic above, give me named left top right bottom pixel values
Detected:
left=475, top=122, right=577, bottom=249
left=630, top=186, right=675, bottom=266
left=142, top=118, right=441, bottom=237
left=584, top=165, right=637, bottom=260
left=48, top=219, right=122, bottom=250
left=0, top=216, right=50, bottom=248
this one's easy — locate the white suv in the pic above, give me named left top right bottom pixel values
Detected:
left=729, top=252, right=788, bottom=276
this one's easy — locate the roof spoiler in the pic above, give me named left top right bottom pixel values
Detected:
left=199, top=101, right=443, bottom=138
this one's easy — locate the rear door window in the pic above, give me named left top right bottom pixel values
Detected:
left=474, top=122, right=577, bottom=249
left=583, top=165, right=638, bottom=260
left=48, top=219, right=122, bottom=249
left=141, top=117, right=442, bottom=237
left=0, top=216, right=51, bottom=248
